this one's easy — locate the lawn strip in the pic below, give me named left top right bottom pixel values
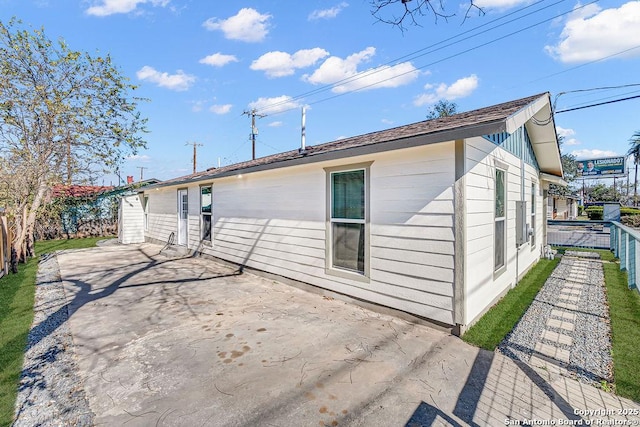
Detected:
left=462, top=257, right=559, bottom=351
left=602, top=259, right=640, bottom=402
left=0, top=237, right=103, bottom=426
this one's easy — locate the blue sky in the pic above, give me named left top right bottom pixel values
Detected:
left=2, top=0, right=640, bottom=185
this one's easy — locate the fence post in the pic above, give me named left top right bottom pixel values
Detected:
left=629, top=238, right=637, bottom=289
left=610, top=223, right=616, bottom=253
left=621, top=230, right=628, bottom=271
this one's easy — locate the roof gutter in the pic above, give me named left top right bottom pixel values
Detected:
left=540, top=172, right=567, bottom=187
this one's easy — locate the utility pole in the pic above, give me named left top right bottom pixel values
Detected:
left=185, top=141, right=203, bottom=174
left=243, top=108, right=266, bottom=160
left=137, top=166, right=147, bottom=181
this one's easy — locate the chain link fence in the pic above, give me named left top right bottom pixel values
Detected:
left=547, top=220, right=611, bottom=249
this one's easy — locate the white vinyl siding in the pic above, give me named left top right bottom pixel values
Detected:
left=141, top=143, right=457, bottom=325
left=118, top=194, right=145, bottom=244
left=464, top=135, right=542, bottom=325
left=144, top=189, right=179, bottom=244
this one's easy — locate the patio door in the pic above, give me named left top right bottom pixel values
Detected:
left=178, top=189, right=188, bottom=246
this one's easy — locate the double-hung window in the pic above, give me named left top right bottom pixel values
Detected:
left=201, top=185, right=212, bottom=242
left=531, top=182, right=536, bottom=247
left=327, top=164, right=370, bottom=276
left=494, top=168, right=506, bottom=271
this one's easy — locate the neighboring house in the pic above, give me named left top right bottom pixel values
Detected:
left=548, top=193, right=579, bottom=219
left=110, top=179, right=161, bottom=244
left=38, top=180, right=161, bottom=240
left=117, top=179, right=161, bottom=244
left=41, top=185, right=114, bottom=239
left=121, top=93, right=565, bottom=334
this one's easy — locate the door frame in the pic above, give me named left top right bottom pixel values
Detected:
left=177, top=189, right=188, bottom=246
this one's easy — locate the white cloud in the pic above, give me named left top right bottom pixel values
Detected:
left=556, top=126, right=580, bottom=146
left=413, top=74, right=479, bottom=106
left=203, top=8, right=271, bottom=43
left=308, top=2, right=348, bottom=20
left=545, top=2, right=640, bottom=63
left=136, top=66, right=195, bottom=91
left=210, top=104, right=232, bottom=115
left=381, top=118, right=394, bottom=125
left=556, top=126, right=575, bottom=138
left=199, top=53, right=239, bottom=67
left=126, top=154, right=151, bottom=162
left=268, top=121, right=283, bottom=127
left=251, top=48, right=330, bottom=78
left=572, top=149, right=618, bottom=159
left=303, top=47, right=419, bottom=93
left=85, top=0, right=169, bottom=16
left=248, top=95, right=302, bottom=115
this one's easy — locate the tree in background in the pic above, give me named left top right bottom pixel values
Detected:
left=628, top=130, right=640, bottom=206
left=549, top=136, right=577, bottom=197
left=587, top=183, right=618, bottom=202
left=370, top=0, right=484, bottom=31
left=0, top=19, right=147, bottom=260
left=426, top=100, right=458, bottom=119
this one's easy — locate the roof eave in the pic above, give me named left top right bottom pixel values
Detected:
left=508, top=93, right=563, bottom=178
left=143, top=119, right=508, bottom=191
left=540, top=172, right=568, bottom=187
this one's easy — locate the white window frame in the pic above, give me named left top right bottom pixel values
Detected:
left=177, top=188, right=189, bottom=246
left=494, top=167, right=507, bottom=273
left=200, top=184, right=213, bottom=243
left=143, top=195, right=149, bottom=231
left=324, top=162, right=372, bottom=282
left=531, top=181, right=536, bottom=248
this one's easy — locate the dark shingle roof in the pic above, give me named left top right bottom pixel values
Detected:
left=153, top=93, right=549, bottom=188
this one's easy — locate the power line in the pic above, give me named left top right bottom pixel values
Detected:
left=557, top=87, right=640, bottom=111
left=185, top=141, right=203, bottom=174
left=555, top=94, right=640, bottom=113
left=256, top=0, right=599, bottom=117
left=256, top=0, right=572, bottom=115
left=524, top=44, right=640, bottom=86
left=242, top=109, right=266, bottom=160
left=137, top=166, right=147, bottom=181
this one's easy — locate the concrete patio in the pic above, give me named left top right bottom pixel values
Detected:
left=18, top=243, right=640, bottom=426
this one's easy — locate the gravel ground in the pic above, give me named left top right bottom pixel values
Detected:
left=498, top=251, right=613, bottom=386
left=13, top=252, right=94, bottom=427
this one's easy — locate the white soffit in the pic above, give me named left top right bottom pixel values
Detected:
left=506, top=94, right=563, bottom=178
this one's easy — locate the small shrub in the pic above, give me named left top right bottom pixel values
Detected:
left=621, top=207, right=640, bottom=217
left=586, top=206, right=604, bottom=220
left=622, top=215, right=640, bottom=228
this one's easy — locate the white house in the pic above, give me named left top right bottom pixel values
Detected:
left=122, top=93, right=564, bottom=334
left=548, top=194, right=579, bottom=220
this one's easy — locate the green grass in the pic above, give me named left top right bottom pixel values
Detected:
left=601, top=254, right=640, bottom=402
left=463, top=245, right=640, bottom=402
left=462, top=257, right=560, bottom=350
left=560, top=247, right=640, bottom=401
left=0, top=237, right=103, bottom=427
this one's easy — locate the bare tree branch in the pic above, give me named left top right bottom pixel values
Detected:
left=370, top=0, right=484, bottom=32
